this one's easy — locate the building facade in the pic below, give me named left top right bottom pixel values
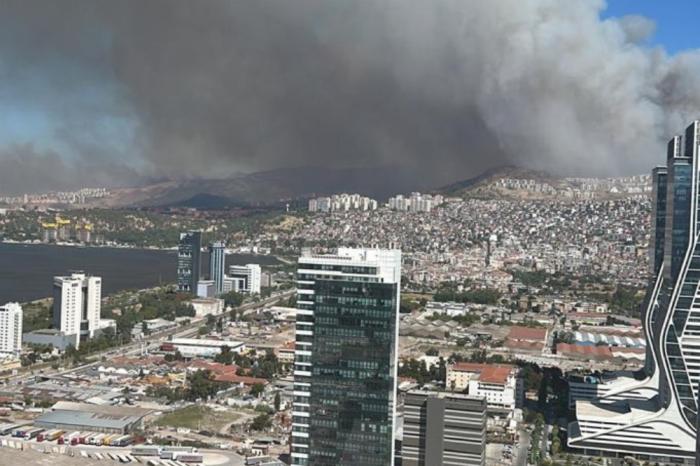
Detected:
left=228, top=264, right=262, bottom=294
left=402, top=390, right=486, bottom=466
left=209, top=241, right=226, bottom=295
left=568, top=122, right=700, bottom=462
left=0, top=303, right=22, bottom=357
left=178, top=231, right=202, bottom=293
left=291, top=248, right=401, bottom=466
left=446, top=363, right=522, bottom=413
left=53, top=273, right=101, bottom=348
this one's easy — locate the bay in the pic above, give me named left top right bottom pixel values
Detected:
left=0, top=243, right=282, bottom=303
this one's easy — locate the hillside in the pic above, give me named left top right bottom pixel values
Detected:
left=436, top=166, right=650, bottom=201
left=89, top=166, right=442, bottom=209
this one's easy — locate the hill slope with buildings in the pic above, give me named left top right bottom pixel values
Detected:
left=436, top=166, right=650, bottom=201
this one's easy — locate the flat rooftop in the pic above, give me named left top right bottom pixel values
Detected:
left=170, top=338, right=244, bottom=347
left=36, top=410, right=142, bottom=430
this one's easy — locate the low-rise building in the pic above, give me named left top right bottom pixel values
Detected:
left=276, top=341, right=295, bottom=365
left=162, top=338, right=245, bottom=358
left=191, top=298, right=224, bottom=317
left=34, top=401, right=151, bottom=434
left=446, top=363, right=523, bottom=413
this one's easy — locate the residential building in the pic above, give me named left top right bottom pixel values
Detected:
left=446, top=363, right=523, bottom=413
left=277, top=341, right=296, bottom=365
left=402, top=390, right=486, bottom=466
left=308, top=194, right=378, bottom=213
left=388, top=192, right=444, bottom=212
left=178, top=231, right=202, bottom=293
left=0, top=303, right=22, bottom=357
left=569, top=123, right=700, bottom=462
left=53, top=273, right=101, bottom=348
left=209, top=241, right=226, bottom=295
left=228, top=264, right=261, bottom=294
left=291, top=248, right=402, bottom=466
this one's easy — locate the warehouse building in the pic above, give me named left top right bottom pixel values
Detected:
left=34, top=401, right=150, bottom=434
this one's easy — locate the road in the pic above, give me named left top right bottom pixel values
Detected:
left=2, top=438, right=247, bottom=466
left=541, top=424, right=549, bottom=460
left=515, top=429, right=531, bottom=466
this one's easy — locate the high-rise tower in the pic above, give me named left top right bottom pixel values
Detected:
left=178, top=231, right=202, bottom=293
left=53, top=273, right=101, bottom=348
left=291, top=248, right=401, bottom=466
left=0, top=302, right=22, bottom=357
left=208, top=241, right=226, bottom=295
left=569, top=123, right=700, bottom=461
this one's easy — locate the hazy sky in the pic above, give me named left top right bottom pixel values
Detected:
left=1, top=0, right=700, bottom=195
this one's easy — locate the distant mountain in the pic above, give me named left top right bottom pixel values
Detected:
left=92, top=166, right=445, bottom=209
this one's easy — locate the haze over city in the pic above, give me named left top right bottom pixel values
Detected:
left=2, top=0, right=700, bottom=195
left=4, top=2, right=700, bottom=466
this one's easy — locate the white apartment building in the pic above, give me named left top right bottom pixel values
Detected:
left=446, top=363, right=523, bottom=413
left=388, top=192, right=444, bottom=212
left=0, top=303, right=22, bottom=357
left=226, top=264, right=261, bottom=294
left=308, top=193, right=378, bottom=212
left=53, top=273, right=102, bottom=348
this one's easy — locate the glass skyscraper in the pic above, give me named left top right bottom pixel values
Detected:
left=291, top=248, right=401, bottom=466
left=177, top=231, right=202, bottom=293
left=569, top=122, right=700, bottom=461
left=208, top=241, right=226, bottom=295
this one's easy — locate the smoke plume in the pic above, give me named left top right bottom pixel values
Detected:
left=1, top=0, right=699, bottom=195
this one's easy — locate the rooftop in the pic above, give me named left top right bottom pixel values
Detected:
left=508, top=326, right=547, bottom=341
left=36, top=410, right=142, bottom=430
left=170, top=338, right=244, bottom=348
left=449, top=362, right=516, bottom=384
left=557, top=343, right=613, bottom=358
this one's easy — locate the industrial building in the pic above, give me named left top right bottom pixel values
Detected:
left=34, top=402, right=150, bottom=434
left=162, top=338, right=245, bottom=358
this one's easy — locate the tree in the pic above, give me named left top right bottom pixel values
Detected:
left=250, top=382, right=265, bottom=398
left=187, top=370, right=220, bottom=401
left=425, top=348, right=439, bottom=357
left=274, top=392, right=281, bottom=411
left=221, top=291, right=245, bottom=309
left=250, top=413, right=272, bottom=431
left=141, top=321, right=150, bottom=336
left=214, top=345, right=234, bottom=365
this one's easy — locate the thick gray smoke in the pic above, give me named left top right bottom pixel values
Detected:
left=1, top=0, right=700, bottom=195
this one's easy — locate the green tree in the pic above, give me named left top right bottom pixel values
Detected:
left=274, top=392, right=281, bottom=412
left=214, top=345, right=234, bottom=365
left=250, top=382, right=265, bottom=398
left=250, top=413, right=272, bottom=431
